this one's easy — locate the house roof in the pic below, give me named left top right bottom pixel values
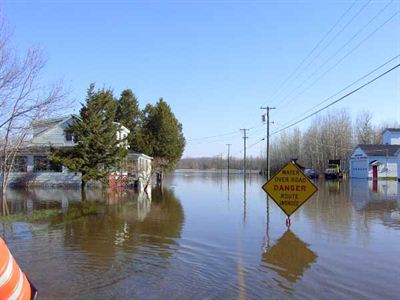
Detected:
left=383, top=128, right=400, bottom=133
left=127, top=152, right=153, bottom=160
left=31, top=115, right=73, bottom=138
left=357, top=144, right=400, bottom=157
left=31, top=115, right=72, bottom=128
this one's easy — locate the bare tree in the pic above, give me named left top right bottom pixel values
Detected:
left=269, top=128, right=302, bottom=174
left=355, top=111, right=375, bottom=144
left=0, top=14, right=65, bottom=212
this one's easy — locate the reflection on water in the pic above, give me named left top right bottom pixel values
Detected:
left=1, top=187, right=184, bottom=299
left=262, top=230, right=317, bottom=284
left=350, top=179, right=400, bottom=229
left=0, top=175, right=400, bottom=299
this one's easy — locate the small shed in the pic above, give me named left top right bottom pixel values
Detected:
left=349, top=144, right=400, bottom=179
left=110, top=152, right=153, bottom=190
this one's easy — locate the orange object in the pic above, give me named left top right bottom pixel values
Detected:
left=0, top=238, right=32, bottom=300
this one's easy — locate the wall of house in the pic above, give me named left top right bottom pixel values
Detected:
left=3, top=172, right=82, bottom=187
left=31, top=119, right=75, bottom=147
left=350, top=156, right=398, bottom=179
left=1, top=154, right=82, bottom=187
left=32, top=119, right=130, bottom=148
left=383, top=131, right=400, bottom=145
left=349, top=148, right=398, bottom=179
left=349, top=148, right=368, bottom=178
left=367, top=156, right=398, bottom=178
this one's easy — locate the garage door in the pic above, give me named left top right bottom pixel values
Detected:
left=350, top=159, right=368, bottom=178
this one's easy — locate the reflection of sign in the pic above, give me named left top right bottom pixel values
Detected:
left=262, top=162, right=318, bottom=217
left=261, top=230, right=317, bottom=283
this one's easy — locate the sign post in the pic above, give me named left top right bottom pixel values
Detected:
left=262, top=162, right=318, bottom=227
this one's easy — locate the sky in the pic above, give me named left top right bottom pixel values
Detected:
left=4, top=0, right=400, bottom=158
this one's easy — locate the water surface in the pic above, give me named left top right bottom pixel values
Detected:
left=1, top=174, right=399, bottom=299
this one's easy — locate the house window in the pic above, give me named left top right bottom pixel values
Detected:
left=65, top=130, right=73, bottom=142
left=0, top=156, right=28, bottom=172
left=12, top=156, right=28, bottom=172
left=33, top=156, right=62, bottom=172
left=127, top=159, right=137, bottom=174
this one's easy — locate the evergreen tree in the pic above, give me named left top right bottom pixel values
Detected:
left=51, top=84, right=126, bottom=188
left=140, top=98, right=185, bottom=170
left=115, top=89, right=142, bottom=150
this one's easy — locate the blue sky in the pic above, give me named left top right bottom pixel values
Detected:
left=4, top=0, right=400, bottom=157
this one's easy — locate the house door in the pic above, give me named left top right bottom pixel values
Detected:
left=372, top=165, right=378, bottom=180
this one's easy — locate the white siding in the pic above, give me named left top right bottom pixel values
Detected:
left=367, top=156, right=398, bottom=178
left=350, top=147, right=398, bottom=179
left=383, top=131, right=400, bottom=145
left=31, top=118, right=75, bottom=147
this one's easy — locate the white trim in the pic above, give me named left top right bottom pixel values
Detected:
left=8, top=269, right=24, bottom=300
left=0, top=252, right=13, bottom=287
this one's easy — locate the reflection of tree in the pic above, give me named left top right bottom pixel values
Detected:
left=62, top=187, right=184, bottom=263
left=302, top=180, right=353, bottom=240
left=261, top=230, right=317, bottom=283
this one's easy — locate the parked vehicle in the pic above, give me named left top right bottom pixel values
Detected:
left=304, top=168, right=319, bottom=179
left=324, top=159, right=343, bottom=179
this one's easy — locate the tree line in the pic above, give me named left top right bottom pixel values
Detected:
left=270, top=109, right=398, bottom=174
left=178, top=109, right=398, bottom=175
left=177, top=156, right=264, bottom=171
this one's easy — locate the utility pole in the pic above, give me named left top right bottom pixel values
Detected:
left=261, top=106, right=276, bottom=179
left=240, top=129, right=249, bottom=175
left=226, top=144, right=231, bottom=175
left=220, top=152, right=223, bottom=174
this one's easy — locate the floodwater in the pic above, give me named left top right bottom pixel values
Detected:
left=1, top=173, right=400, bottom=299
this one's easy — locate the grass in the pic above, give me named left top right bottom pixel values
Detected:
left=0, top=209, right=61, bottom=223
left=0, top=202, right=101, bottom=225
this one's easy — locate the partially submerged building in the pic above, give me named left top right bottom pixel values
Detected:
left=2, top=115, right=152, bottom=188
left=349, top=128, right=400, bottom=180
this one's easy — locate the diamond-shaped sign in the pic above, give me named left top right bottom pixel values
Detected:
left=262, top=162, right=318, bottom=217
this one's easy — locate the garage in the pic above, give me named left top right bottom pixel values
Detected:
left=349, top=144, right=400, bottom=179
left=350, top=159, right=368, bottom=178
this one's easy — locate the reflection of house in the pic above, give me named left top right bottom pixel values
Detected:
left=349, top=179, right=400, bottom=229
left=349, top=129, right=400, bottom=180
left=2, top=115, right=152, bottom=187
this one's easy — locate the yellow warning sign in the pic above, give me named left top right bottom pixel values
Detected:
left=262, top=162, right=318, bottom=217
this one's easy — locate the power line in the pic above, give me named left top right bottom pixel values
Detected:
left=264, top=0, right=358, bottom=107
left=277, top=2, right=398, bottom=109
left=186, top=123, right=264, bottom=142
left=278, top=54, right=400, bottom=129
left=271, top=62, right=400, bottom=136
left=186, top=130, right=240, bottom=142
left=268, top=0, right=371, bottom=107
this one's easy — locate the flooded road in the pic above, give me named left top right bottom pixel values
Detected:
left=1, top=173, right=400, bottom=299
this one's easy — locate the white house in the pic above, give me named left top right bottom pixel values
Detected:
left=383, top=128, right=400, bottom=145
left=2, top=115, right=152, bottom=187
left=349, top=128, right=400, bottom=180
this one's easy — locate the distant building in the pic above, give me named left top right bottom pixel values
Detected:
left=383, top=128, right=400, bottom=145
left=349, top=128, right=400, bottom=180
left=2, top=115, right=152, bottom=187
